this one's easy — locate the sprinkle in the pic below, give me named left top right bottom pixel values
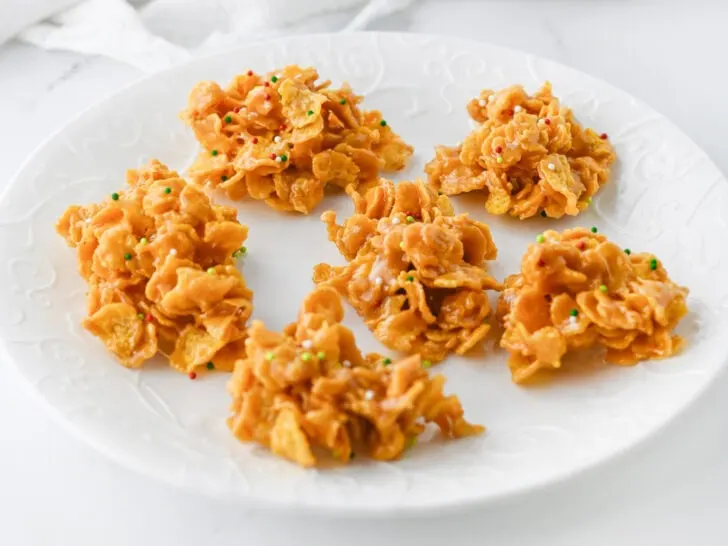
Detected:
left=280, top=154, right=288, bottom=162
left=316, top=351, right=326, bottom=360
left=478, top=99, right=486, bottom=107
left=391, top=217, right=401, bottom=225
left=514, top=105, right=523, bottom=113
left=495, top=146, right=503, bottom=154
left=650, top=258, right=658, bottom=270
left=270, top=153, right=277, bottom=160
left=422, top=360, right=432, bottom=369
left=496, top=156, right=504, bottom=164
left=407, top=437, right=418, bottom=449
left=374, top=277, right=383, bottom=286
left=247, top=70, right=253, bottom=76
left=123, top=252, right=132, bottom=261
left=599, top=284, right=608, bottom=293
left=537, top=259, right=546, bottom=267
left=379, top=120, right=387, bottom=127
left=275, top=156, right=282, bottom=163
left=364, top=390, right=375, bottom=401
left=233, top=107, right=240, bottom=113
left=206, top=267, right=215, bottom=275
left=569, top=316, right=578, bottom=326
left=145, top=313, right=153, bottom=322
left=206, top=362, right=215, bottom=370
left=263, top=82, right=270, bottom=87
left=189, top=372, right=197, bottom=380
left=302, top=340, right=313, bottom=349
left=590, top=226, right=598, bottom=233
left=211, top=150, right=220, bottom=157
left=252, top=137, right=259, bottom=144
left=547, top=163, right=556, bottom=171
left=540, top=210, right=547, bottom=218
left=600, top=133, right=608, bottom=140
left=301, top=352, right=313, bottom=362
left=586, top=197, right=593, bottom=205
left=624, top=248, right=632, bottom=255
left=140, top=237, right=148, bottom=245
left=488, top=94, right=495, bottom=102
left=383, top=358, right=392, bottom=365
left=137, top=312, right=144, bottom=319
left=265, top=352, right=274, bottom=361
left=111, top=192, right=120, bottom=201
left=221, top=175, right=228, bottom=181
left=224, top=115, right=232, bottom=123
left=536, top=234, right=545, bottom=243
left=544, top=118, right=551, bottom=125
left=279, top=124, right=286, bottom=131
left=339, top=99, right=347, bottom=105
left=406, top=275, right=414, bottom=282
left=169, top=248, right=178, bottom=256
left=85, top=218, right=92, bottom=224
left=271, top=76, right=278, bottom=83
left=164, top=187, right=172, bottom=194
left=307, top=110, right=314, bottom=116
left=274, top=136, right=281, bottom=143
left=342, top=360, right=351, bottom=368
left=264, top=94, right=271, bottom=101
left=577, top=241, right=586, bottom=250
left=406, top=215, right=415, bottom=224
left=569, top=308, right=578, bottom=317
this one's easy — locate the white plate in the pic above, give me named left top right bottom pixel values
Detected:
left=1, top=32, right=727, bottom=516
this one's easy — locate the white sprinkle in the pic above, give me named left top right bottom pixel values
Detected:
left=364, top=390, right=375, bottom=401
left=301, top=339, right=313, bottom=349
left=342, top=360, right=351, bottom=368
left=514, top=105, right=523, bottom=113
left=569, top=316, right=578, bottom=325
left=478, top=99, right=486, bottom=107
left=169, top=248, right=178, bottom=256
left=547, top=163, right=556, bottom=171
left=488, top=94, right=495, bottom=102
left=85, top=218, right=92, bottom=224
left=274, top=136, right=281, bottom=143
left=391, top=217, right=400, bottom=225
left=275, top=156, right=282, bottom=163
left=374, top=277, right=383, bottom=286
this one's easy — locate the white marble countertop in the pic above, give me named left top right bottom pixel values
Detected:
left=2, top=1, right=728, bottom=544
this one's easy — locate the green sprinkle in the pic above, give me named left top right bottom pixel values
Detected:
left=496, top=155, right=504, bottom=164
left=207, top=267, right=215, bottom=275
left=407, top=437, right=418, bottom=449
left=383, top=357, right=392, bottom=365
left=301, top=352, right=313, bottom=362
left=307, top=110, right=314, bottom=116
left=271, top=75, right=278, bottom=83
left=206, top=362, right=215, bottom=370
left=280, top=154, right=288, bottom=162
left=379, top=120, right=387, bottom=127
left=137, top=312, right=144, bottom=319
left=599, top=284, right=608, bottom=293
left=624, top=248, right=632, bottom=255
left=164, top=187, right=171, bottom=194
left=265, top=351, right=275, bottom=361
left=569, top=308, right=578, bottom=317
left=586, top=197, right=593, bottom=205
left=239, top=246, right=247, bottom=256
left=339, top=99, right=347, bottom=105
left=406, top=275, right=414, bottom=282
left=221, top=175, right=228, bottom=181
left=139, top=237, right=148, bottom=245
left=211, top=149, right=218, bottom=156
left=422, top=360, right=432, bottom=369
left=649, top=258, right=658, bottom=270
left=224, top=115, right=232, bottom=123
left=316, top=351, right=326, bottom=360
left=590, top=226, right=598, bottom=233
left=123, top=252, right=132, bottom=261
left=540, top=210, right=547, bottom=218
left=406, top=215, right=415, bottom=224
left=536, top=234, right=545, bottom=243
left=111, top=192, right=120, bottom=201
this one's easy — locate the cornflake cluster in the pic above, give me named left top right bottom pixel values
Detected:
left=181, top=65, right=413, bottom=214
left=497, top=227, right=689, bottom=384
left=313, top=179, right=501, bottom=363
left=56, top=160, right=253, bottom=374
left=425, top=82, right=615, bottom=219
left=228, top=286, right=483, bottom=467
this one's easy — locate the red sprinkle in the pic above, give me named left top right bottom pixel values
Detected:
left=537, top=259, right=546, bottom=267
left=189, top=372, right=197, bottom=380
left=600, top=133, right=608, bottom=140
left=495, top=146, right=503, bottom=154
left=145, top=313, right=153, bottom=322
left=264, top=94, right=271, bottom=100
left=252, top=137, right=259, bottom=144
left=263, top=82, right=270, bottom=87
left=247, top=70, right=253, bottom=76
left=270, top=153, right=277, bottom=160
left=279, top=124, right=286, bottom=131
left=544, top=118, right=551, bottom=125
left=577, top=241, right=586, bottom=250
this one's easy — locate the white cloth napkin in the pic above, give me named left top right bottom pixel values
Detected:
left=17, top=0, right=415, bottom=73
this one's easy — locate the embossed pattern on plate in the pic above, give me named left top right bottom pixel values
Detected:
left=1, top=33, right=727, bottom=515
